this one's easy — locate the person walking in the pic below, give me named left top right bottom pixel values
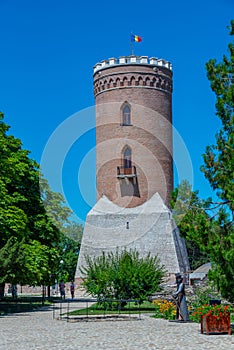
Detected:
left=59, top=280, right=66, bottom=299
left=12, top=284, right=18, bottom=299
left=70, top=281, right=75, bottom=299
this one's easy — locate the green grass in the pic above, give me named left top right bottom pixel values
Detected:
left=68, top=300, right=155, bottom=316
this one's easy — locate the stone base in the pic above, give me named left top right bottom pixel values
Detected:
left=75, top=193, right=190, bottom=279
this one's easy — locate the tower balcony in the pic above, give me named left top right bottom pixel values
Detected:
left=117, top=166, right=136, bottom=178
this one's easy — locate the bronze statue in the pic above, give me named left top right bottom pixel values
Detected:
left=172, top=273, right=189, bottom=321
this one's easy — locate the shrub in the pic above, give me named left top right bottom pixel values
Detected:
left=189, top=285, right=222, bottom=321
left=80, top=248, right=166, bottom=306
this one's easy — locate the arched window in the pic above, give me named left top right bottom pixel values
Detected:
left=123, top=147, right=132, bottom=169
left=122, top=104, right=131, bottom=125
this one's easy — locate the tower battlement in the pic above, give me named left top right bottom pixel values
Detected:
left=93, top=55, right=173, bottom=97
left=93, top=55, right=172, bottom=73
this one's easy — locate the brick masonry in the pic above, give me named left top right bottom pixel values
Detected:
left=94, top=62, right=173, bottom=207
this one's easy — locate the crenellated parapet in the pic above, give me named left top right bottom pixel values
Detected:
left=93, top=56, right=172, bottom=73
left=93, top=55, right=173, bottom=96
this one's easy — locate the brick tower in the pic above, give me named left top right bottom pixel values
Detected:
left=94, top=56, right=173, bottom=208
left=75, top=56, right=190, bottom=282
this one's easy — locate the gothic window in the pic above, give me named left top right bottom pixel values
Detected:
left=123, top=147, right=132, bottom=169
left=122, top=103, right=131, bottom=125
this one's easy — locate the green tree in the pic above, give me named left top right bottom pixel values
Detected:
left=39, top=176, right=72, bottom=231
left=202, top=20, right=234, bottom=214
left=200, top=20, right=234, bottom=302
left=171, top=180, right=210, bottom=270
left=39, top=177, right=83, bottom=283
left=80, top=248, right=166, bottom=305
left=57, top=223, right=83, bottom=282
left=63, top=221, right=83, bottom=243
left=0, top=112, right=61, bottom=296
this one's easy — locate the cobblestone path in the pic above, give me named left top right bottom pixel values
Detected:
left=0, top=304, right=233, bottom=350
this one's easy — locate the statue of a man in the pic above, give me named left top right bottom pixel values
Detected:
left=172, top=273, right=189, bottom=321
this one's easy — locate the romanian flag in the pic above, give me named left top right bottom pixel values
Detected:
left=131, top=34, right=142, bottom=42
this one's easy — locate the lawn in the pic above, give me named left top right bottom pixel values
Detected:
left=68, top=300, right=155, bottom=316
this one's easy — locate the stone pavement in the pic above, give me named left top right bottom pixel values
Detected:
left=0, top=302, right=233, bottom=350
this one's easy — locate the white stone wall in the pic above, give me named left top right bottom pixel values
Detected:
left=75, top=193, right=190, bottom=278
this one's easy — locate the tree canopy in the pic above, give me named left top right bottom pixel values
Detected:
left=0, top=112, right=61, bottom=293
left=0, top=112, right=83, bottom=296
left=171, top=180, right=210, bottom=270
left=202, top=21, right=234, bottom=213
left=39, top=176, right=83, bottom=282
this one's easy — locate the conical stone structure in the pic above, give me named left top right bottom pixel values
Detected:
left=75, top=193, right=189, bottom=278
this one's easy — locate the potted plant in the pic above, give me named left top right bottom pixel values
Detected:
left=192, top=304, right=232, bottom=335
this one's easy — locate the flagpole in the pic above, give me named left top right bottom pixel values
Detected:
left=130, top=33, right=134, bottom=56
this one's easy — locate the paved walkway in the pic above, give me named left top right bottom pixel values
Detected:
left=0, top=302, right=233, bottom=350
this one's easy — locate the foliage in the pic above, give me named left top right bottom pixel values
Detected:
left=172, top=179, right=234, bottom=302
left=39, top=176, right=72, bottom=231
left=188, top=284, right=234, bottom=323
left=62, top=221, right=83, bottom=243
left=202, top=20, right=234, bottom=213
left=57, top=228, right=82, bottom=282
left=0, top=111, right=83, bottom=293
left=0, top=237, right=58, bottom=286
left=152, top=299, right=176, bottom=320
left=39, top=176, right=83, bottom=283
left=0, top=112, right=61, bottom=290
left=80, top=248, right=166, bottom=305
left=188, top=284, right=221, bottom=321
left=191, top=304, right=233, bottom=322
left=190, top=284, right=220, bottom=306
left=171, top=180, right=211, bottom=270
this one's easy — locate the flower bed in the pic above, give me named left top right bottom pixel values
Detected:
left=152, top=299, right=176, bottom=320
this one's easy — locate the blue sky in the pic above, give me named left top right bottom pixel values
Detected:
left=0, top=0, right=233, bottom=223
